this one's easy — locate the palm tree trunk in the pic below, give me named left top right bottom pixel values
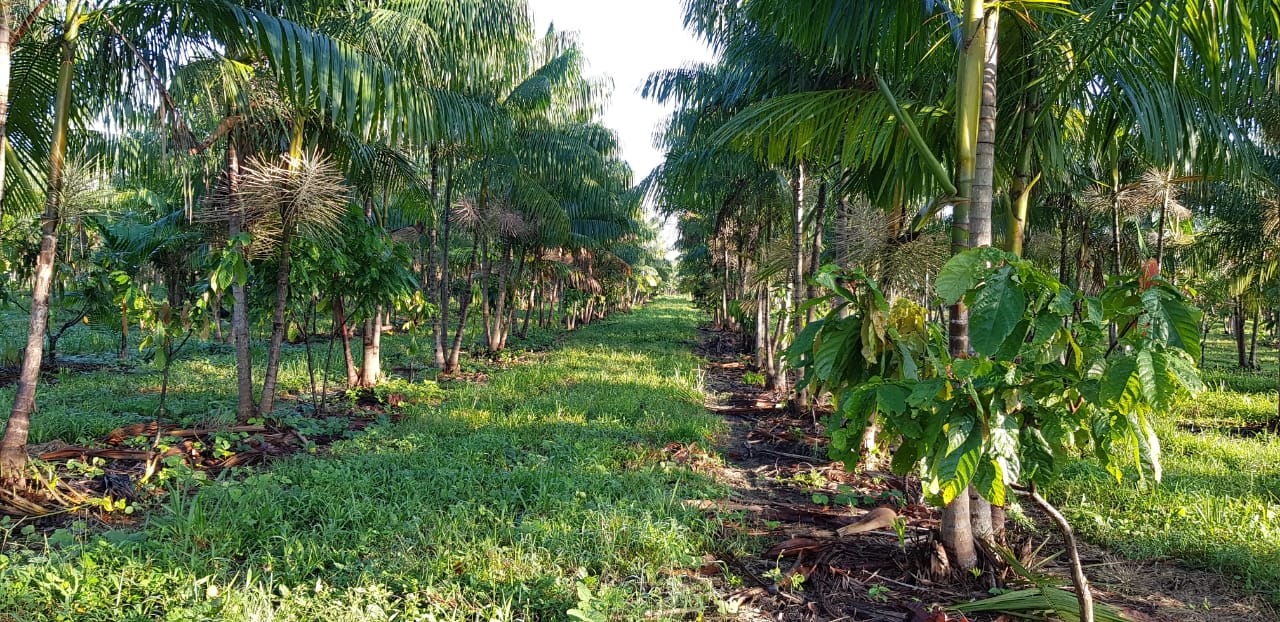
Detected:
left=1155, top=174, right=1171, bottom=270
left=0, top=0, right=11, bottom=223
left=1236, top=298, right=1248, bottom=369
left=119, top=299, right=130, bottom=361
left=721, top=244, right=731, bottom=329
left=334, top=296, right=358, bottom=386
left=1010, top=64, right=1039, bottom=257
left=491, top=245, right=512, bottom=352
left=0, top=2, right=80, bottom=483
left=257, top=227, right=292, bottom=416
left=807, top=182, right=827, bottom=324
left=755, top=285, right=767, bottom=369
left=940, top=0, right=985, bottom=574
left=792, top=163, right=808, bottom=408
left=1248, top=309, right=1260, bottom=369
left=432, top=155, right=450, bottom=370
left=970, top=6, right=999, bottom=249
left=228, top=139, right=256, bottom=421
left=520, top=286, right=534, bottom=338
left=480, top=236, right=493, bottom=347
left=445, top=238, right=480, bottom=374
left=968, top=5, right=1001, bottom=543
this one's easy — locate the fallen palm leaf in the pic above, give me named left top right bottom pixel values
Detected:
left=951, top=587, right=1129, bottom=622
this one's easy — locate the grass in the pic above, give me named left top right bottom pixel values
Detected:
left=1046, top=325, right=1280, bottom=600
left=0, top=297, right=738, bottom=621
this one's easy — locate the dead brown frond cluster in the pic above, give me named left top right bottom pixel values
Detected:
left=453, top=198, right=537, bottom=243
left=1082, top=168, right=1190, bottom=221
left=833, top=199, right=947, bottom=298
left=197, top=150, right=348, bottom=258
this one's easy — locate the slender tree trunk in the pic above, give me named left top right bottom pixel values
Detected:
left=359, top=308, right=382, bottom=387
left=0, top=0, right=11, bottom=223
left=721, top=244, right=731, bottom=329
left=807, top=182, right=827, bottom=324
left=792, top=163, right=808, bottom=408
left=1248, top=309, right=1260, bottom=369
left=966, top=5, right=1001, bottom=541
left=334, top=297, right=358, bottom=387
left=1010, top=64, right=1039, bottom=257
left=755, top=286, right=767, bottom=368
left=258, top=227, right=292, bottom=416
left=939, top=0, right=985, bottom=574
left=970, top=6, right=999, bottom=249
left=445, top=239, right=480, bottom=374
left=1155, top=170, right=1172, bottom=270
left=491, top=245, right=511, bottom=352
left=0, top=3, right=80, bottom=483
left=1236, top=298, right=1248, bottom=369
left=1058, top=216, right=1070, bottom=285
left=520, top=286, right=534, bottom=338
left=432, top=153, right=450, bottom=370
left=213, top=291, right=225, bottom=343
left=119, top=299, right=130, bottom=361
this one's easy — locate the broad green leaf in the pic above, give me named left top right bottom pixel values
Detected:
left=1031, top=312, right=1062, bottom=347
left=876, top=384, right=909, bottom=416
left=786, top=319, right=825, bottom=366
left=1125, top=410, right=1162, bottom=483
left=1101, top=357, right=1140, bottom=410
left=969, top=267, right=1027, bottom=356
left=935, top=251, right=984, bottom=305
left=1019, top=427, right=1055, bottom=482
left=1141, top=286, right=1203, bottom=361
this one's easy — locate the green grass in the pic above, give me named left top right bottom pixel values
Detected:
left=0, top=297, right=736, bottom=621
left=0, top=306, right=563, bottom=445
left=1047, top=331, right=1280, bottom=600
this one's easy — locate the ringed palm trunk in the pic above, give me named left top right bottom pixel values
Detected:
left=230, top=166, right=255, bottom=419
left=940, top=0, right=985, bottom=574
left=967, top=5, right=1000, bottom=545
left=792, top=163, right=807, bottom=408
left=435, top=164, right=454, bottom=370
left=360, top=309, right=383, bottom=387
left=0, top=0, right=11, bottom=222
left=258, top=121, right=306, bottom=415
left=257, top=228, right=292, bottom=415
left=0, top=2, right=80, bottom=483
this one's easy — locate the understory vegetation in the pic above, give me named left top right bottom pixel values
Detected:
left=0, top=298, right=737, bottom=621
left=1050, top=335, right=1280, bottom=597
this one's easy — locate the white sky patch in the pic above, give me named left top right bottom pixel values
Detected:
left=529, top=0, right=716, bottom=258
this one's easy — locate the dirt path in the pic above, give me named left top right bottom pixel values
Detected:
left=689, top=326, right=1278, bottom=622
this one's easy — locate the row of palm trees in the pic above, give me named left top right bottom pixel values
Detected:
left=649, top=0, right=1280, bottom=575
left=0, top=1, right=669, bottom=488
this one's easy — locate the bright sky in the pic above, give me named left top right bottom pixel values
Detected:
left=529, top=0, right=716, bottom=254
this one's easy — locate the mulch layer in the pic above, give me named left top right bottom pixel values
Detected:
left=686, top=325, right=1278, bottom=622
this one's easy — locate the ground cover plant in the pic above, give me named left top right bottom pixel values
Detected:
left=0, top=297, right=737, bottom=621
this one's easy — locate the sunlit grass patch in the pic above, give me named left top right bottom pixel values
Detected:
left=0, top=297, right=734, bottom=621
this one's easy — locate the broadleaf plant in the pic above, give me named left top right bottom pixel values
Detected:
left=791, top=249, right=1204, bottom=508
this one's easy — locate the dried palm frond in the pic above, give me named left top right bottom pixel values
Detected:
left=452, top=198, right=482, bottom=229
left=1081, top=168, right=1193, bottom=221
left=238, top=149, right=348, bottom=242
left=833, top=199, right=947, bottom=298
left=196, top=150, right=348, bottom=258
